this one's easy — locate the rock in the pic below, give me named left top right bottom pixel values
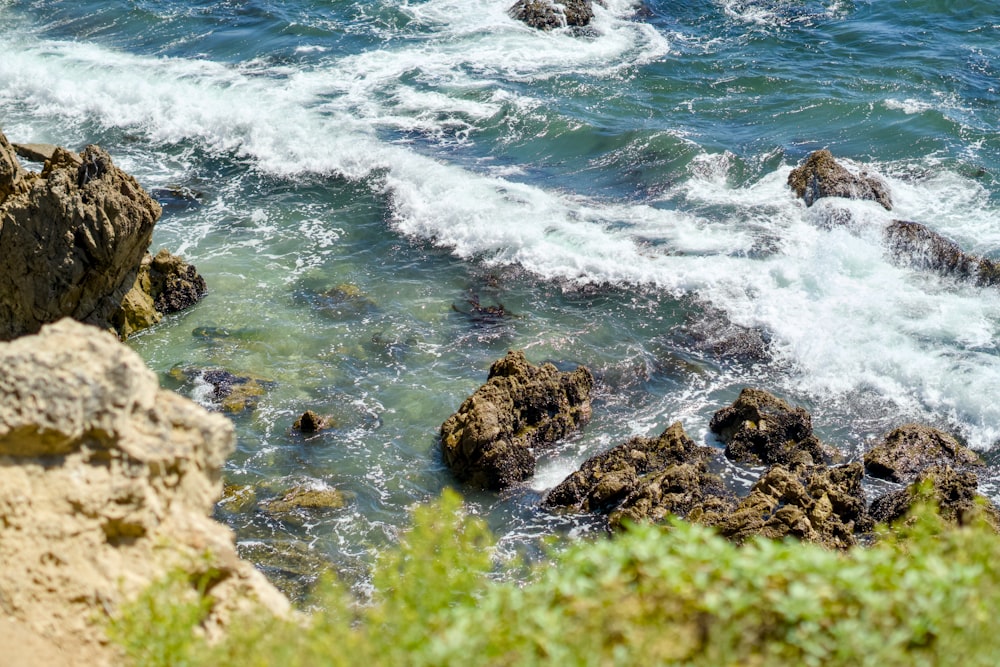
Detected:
left=864, top=424, right=982, bottom=484
left=263, top=485, right=346, bottom=515
left=12, top=142, right=59, bottom=164
left=0, top=132, right=161, bottom=340
left=218, top=484, right=258, bottom=513
left=883, top=220, right=1000, bottom=287
left=440, top=350, right=594, bottom=490
left=787, top=149, right=892, bottom=211
left=544, top=421, right=723, bottom=516
left=709, top=388, right=834, bottom=466
left=114, top=249, right=208, bottom=338
left=509, top=0, right=594, bottom=30
left=293, top=410, right=335, bottom=433
left=870, top=464, right=1000, bottom=530
left=702, top=461, right=871, bottom=548
left=170, top=366, right=276, bottom=414
left=317, top=283, right=376, bottom=318
left=0, top=319, right=289, bottom=666
left=608, top=462, right=735, bottom=530
left=680, top=304, right=771, bottom=362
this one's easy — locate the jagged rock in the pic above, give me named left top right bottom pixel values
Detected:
left=543, top=422, right=713, bottom=520
left=293, top=410, right=335, bottom=433
left=441, top=350, right=594, bottom=490
left=12, top=142, right=59, bottom=164
left=0, top=319, right=289, bottom=666
left=509, top=0, right=594, bottom=30
left=870, top=464, right=1000, bottom=530
left=788, top=149, right=892, bottom=211
left=0, top=131, right=160, bottom=340
left=709, top=388, right=834, bottom=466
left=864, top=424, right=982, bottom=484
left=701, top=461, right=871, bottom=548
left=883, top=220, right=1000, bottom=287
left=115, top=249, right=208, bottom=338
left=608, top=462, right=735, bottom=530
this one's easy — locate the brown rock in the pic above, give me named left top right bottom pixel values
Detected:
left=870, top=464, right=1000, bottom=530
left=0, top=130, right=28, bottom=202
left=12, top=142, right=60, bottom=164
left=441, top=350, right=594, bottom=490
left=263, top=485, right=346, bottom=514
left=293, top=410, right=335, bottom=433
left=883, top=220, right=1000, bottom=287
left=864, top=423, right=982, bottom=484
left=702, top=461, right=871, bottom=549
left=709, top=387, right=834, bottom=466
left=509, top=0, right=594, bottom=30
left=788, top=149, right=892, bottom=210
left=0, top=319, right=289, bottom=666
left=0, top=134, right=160, bottom=340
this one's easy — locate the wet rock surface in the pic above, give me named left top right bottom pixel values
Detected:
left=169, top=366, right=276, bottom=414
left=864, top=424, right=982, bottom=484
left=870, top=464, right=1000, bottom=530
left=441, top=350, right=594, bottom=490
left=294, top=410, right=336, bottom=433
left=788, top=149, right=892, bottom=210
left=710, top=387, right=834, bottom=466
left=883, top=220, right=1000, bottom=287
left=115, top=248, right=208, bottom=337
left=509, top=0, right=594, bottom=30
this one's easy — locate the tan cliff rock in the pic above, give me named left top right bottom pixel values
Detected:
left=0, top=319, right=289, bottom=667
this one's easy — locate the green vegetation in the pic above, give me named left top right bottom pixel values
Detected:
left=110, top=490, right=1000, bottom=666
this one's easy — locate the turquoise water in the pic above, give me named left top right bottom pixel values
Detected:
left=1, top=0, right=999, bottom=596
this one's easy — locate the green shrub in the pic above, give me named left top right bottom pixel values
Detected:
left=110, top=493, right=1000, bottom=667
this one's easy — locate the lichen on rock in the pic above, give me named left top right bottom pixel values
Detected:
left=0, top=319, right=289, bottom=666
left=441, top=350, right=594, bottom=490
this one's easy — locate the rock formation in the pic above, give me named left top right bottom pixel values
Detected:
left=883, top=220, right=1000, bottom=287
left=509, top=0, right=594, bottom=30
left=709, top=387, right=834, bottom=466
left=0, top=319, right=289, bottom=667
left=864, top=424, right=982, bottom=484
left=441, top=350, right=594, bottom=490
left=870, top=464, right=1000, bottom=530
left=0, top=128, right=206, bottom=340
left=544, top=421, right=733, bottom=528
left=788, top=149, right=892, bottom=211
left=702, top=461, right=871, bottom=549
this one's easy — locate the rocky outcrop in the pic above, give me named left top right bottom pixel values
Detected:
left=441, top=350, right=594, bottom=490
left=0, top=319, right=289, bottom=667
left=864, top=424, right=982, bottom=484
left=115, top=248, right=208, bottom=337
left=883, top=220, right=1000, bottom=287
left=545, top=421, right=725, bottom=514
left=0, top=135, right=160, bottom=340
left=702, top=461, right=871, bottom=548
left=788, top=149, right=892, bottom=211
left=870, top=465, right=1000, bottom=530
left=709, top=388, right=834, bottom=466
left=509, top=0, right=594, bottom=30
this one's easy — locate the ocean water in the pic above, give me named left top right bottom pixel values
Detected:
left=1, top=0, right=998, bottom=596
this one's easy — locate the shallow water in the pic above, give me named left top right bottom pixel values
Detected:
left=1, top=0, right=998, bottom=597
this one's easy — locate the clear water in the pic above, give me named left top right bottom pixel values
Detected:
left=2, top=0, right=999, bottom=596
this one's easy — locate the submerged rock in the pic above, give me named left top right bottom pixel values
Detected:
left=709, top=388, right=834, bottom=466
left=788, top=149, right=892, bottom=211
left=864, top=424, right=982, bottom=484
left=0, top=319, right=288, bottom=665
left=883, top=220, right=1000, bottom=287
left=170, top=366, right=276, bottom=414
left=509, top=0, right=594, bottom=30
left=702, top=461, right=871, bottom=549
left=0, top=133, right=160, bottom=340
left=263, top=485, right=347, bottom=515
left=870, top=464, right=1000, bottom=530
left=441, top=350, right=594, bottom=490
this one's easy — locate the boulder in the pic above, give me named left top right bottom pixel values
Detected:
left=883, top=220, right=1000, bottom=287
left=0, top=132, right=160, bottom=340
left=509, top=0, right=594, bottom=30
left=709, top=388, right=834, bottom=466
left=701, top=461, right=871, bottom=549
left=440, top=350, right=594, bottom=490
left=12, top=142, right=59, bottom=164
left=870, top=464, right=1000, bottom=530
left=0, top=319, right=289, bottom=666
left=544, top=421, right=732, bottom=527
left=864, top=424, right=982, bottom=484
left=114, top=249, right=208, bottom=337
left=787, top=149, right=892, bottom=211
left=293, top=410, right=336, bottom=433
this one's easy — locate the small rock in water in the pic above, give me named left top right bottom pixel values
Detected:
left=509, top=0, right=594, bottom=31
left=788, top=149, right=892, bottom=210
left=264, top=485, right=347, bottom=514
left=293, top=410, right=336, bottom=433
